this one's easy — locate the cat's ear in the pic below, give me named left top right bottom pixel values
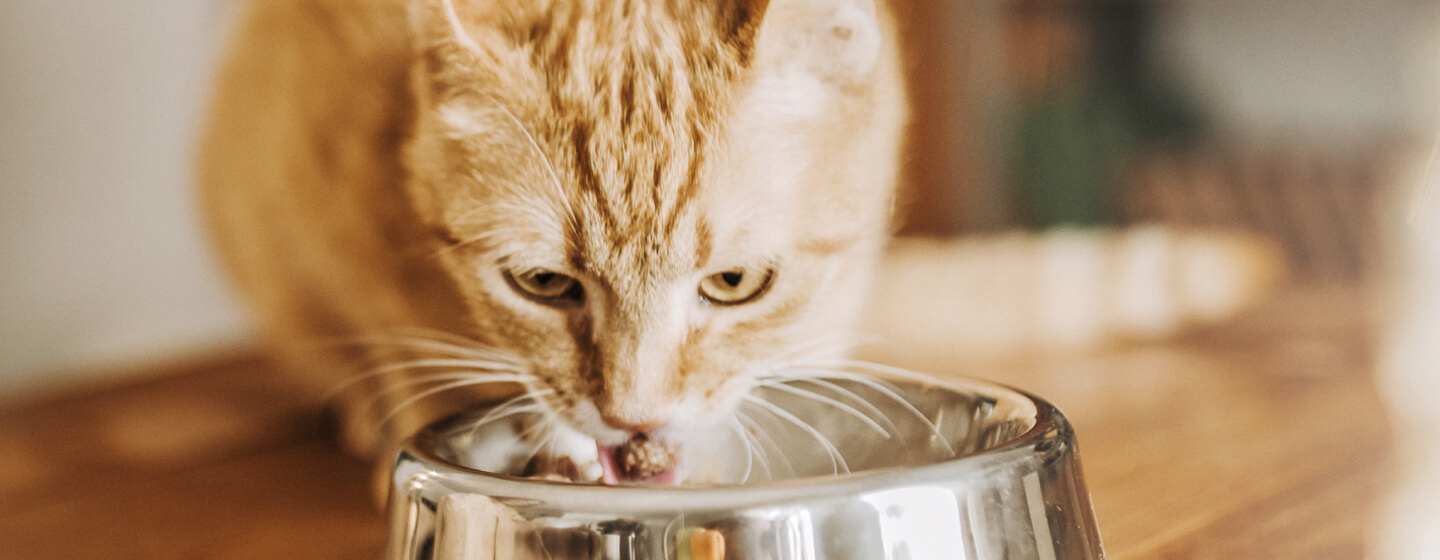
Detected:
left=755, top=0, right=883, bottom=86
left=412, top=0, right=495, bottom=51
left=410, top=0, right=492, bottom=96
left=719, top=0, right=772, bottom=60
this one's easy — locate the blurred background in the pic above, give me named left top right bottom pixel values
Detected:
left=1, top=1, right=247, bottom=399
left=895, top=0, right=1439, bottom=243
left=4, top=0, right=1438, bottom=399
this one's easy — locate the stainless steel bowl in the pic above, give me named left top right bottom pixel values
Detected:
left=385, top=376, right=1105, bottom=560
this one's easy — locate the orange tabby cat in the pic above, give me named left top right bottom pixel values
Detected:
left=203, top=0, right=1282, bottom=488
left=201, top=0, right=906, bottom=479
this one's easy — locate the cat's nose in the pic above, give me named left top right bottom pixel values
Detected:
left=601, top=415, right=664, bottom=435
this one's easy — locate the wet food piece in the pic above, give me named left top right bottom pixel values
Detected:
left=617, top=434, right=677, bottom=480
left=689, top=529, right=725, bottom=560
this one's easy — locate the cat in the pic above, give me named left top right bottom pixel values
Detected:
left=201, top=0, right=906, bottom=483
left=201, top=0, right=1278, bottom=487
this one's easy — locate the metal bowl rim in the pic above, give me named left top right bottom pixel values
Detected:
left=393, top=375, right=1072, bottom=511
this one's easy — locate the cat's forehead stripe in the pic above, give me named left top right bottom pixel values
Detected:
left=510, top=0, right=749, bottom=257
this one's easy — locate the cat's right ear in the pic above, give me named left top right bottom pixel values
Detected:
left=755, top=0, right=883, bottom=87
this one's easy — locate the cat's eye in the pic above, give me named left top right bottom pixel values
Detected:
left=699, top=268, right=774, bottom=305
left=506, top=269, right=583, bottom=304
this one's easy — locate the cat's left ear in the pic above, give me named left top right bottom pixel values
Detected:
left=412, top=0, right=495, bottom=50
left=410, top=0, right=493, bottom=95
left=753, top=0, right=883, bottom=86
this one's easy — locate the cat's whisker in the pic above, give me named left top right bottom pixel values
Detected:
left=321, top=330, right=527, bottom=404
left=777, top=366, right=955, bottom=457
left=516, top=415, right=546, bottom=442
left=521, top=423, right=551, bottom=466
left=328, top=362, right=525, bottom=397
left=761, top=375, right=903, bottom=436
left=545, top=422, right=568, bottom=461
left=511, top=389, right=564, bottom=443
left=333, top=368, right=532, bottom=411
left=467, top=402, right=548, bottom=436
left=752, top=380, right=890, bottom=438
left=378, top=377, right=545, bottom=428
left=371, top=372, right=528, bottom=397
left=762, top=334, right=867, bottom=367
left=726, top=415, right=757, bottom=483
left=330, top=331, right=516, bottom=363
left=534, top=409, right=578, bottom=471
left=802, top=358, right=951, bottom=387
left=478, top=93, right=568, bottom=202
left=431, top=228, right=509, bottom=258
left=463, top=391, right=554, bottom=440
left=516, top=407, right=560, bottom=450
left=741, top=395, right=849, bottom=475
left=768, top=368, right=903, bottom=395
left=367, top=358, right=526, bottom=376
left=487, top=200, right=565, bottom=228
left=735, top=409, right=791, bottom=480
left=742, top=420, right=775, bottom=482
left=768, top=367, right=908, bottom=403
left=383, top=326, right=503, bottom=351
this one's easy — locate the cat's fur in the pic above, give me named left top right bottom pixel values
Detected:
left=202, top=0, right=905, bottom=458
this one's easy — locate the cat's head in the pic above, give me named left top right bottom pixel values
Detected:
left=401, top=0, right=905, bottom=466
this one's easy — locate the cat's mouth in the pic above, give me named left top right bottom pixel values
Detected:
left=596, top=434, right=683, bottom=485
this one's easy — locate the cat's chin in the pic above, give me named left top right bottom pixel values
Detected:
left=537, top=418, right=687, bottom=485
left=458, top=406, right=751, bottom=485
left=544, top=402, right=745, bottom=485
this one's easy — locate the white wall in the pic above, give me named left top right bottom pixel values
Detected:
left=1156, top=0, right=1440, bottom=139
left=0, top=1, right=251, bottom=399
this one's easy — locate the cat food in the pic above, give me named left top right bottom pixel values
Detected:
left=688, top=529, right=725, bottom=560
left=617, top=434, right=677, bottom=480
left=675, top=528, right=724, bottom=560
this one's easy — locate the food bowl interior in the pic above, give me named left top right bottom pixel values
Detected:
left=387, top=377, right=1104, bottom=560
left=422, top=377, right=1041, bottom=487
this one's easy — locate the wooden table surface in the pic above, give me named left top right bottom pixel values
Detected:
left=0, top=284, right=1392, bottom=559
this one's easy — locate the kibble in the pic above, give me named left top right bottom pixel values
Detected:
left=689, top=529, right=725, bottom=560
left=617, top=434, right=677, bottom=480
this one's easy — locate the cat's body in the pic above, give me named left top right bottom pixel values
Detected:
left=203, top=0, right=906, bottom=468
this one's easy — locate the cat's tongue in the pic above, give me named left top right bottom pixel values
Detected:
left=597, top=438, right=683, bottom=485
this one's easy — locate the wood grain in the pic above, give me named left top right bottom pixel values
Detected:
left=862, top=284, right=1391, bottom=559
left=0, top=285, right=1391, bottom=559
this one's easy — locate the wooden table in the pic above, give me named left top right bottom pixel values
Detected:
left=0, top=285, right=1392, bottom=559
